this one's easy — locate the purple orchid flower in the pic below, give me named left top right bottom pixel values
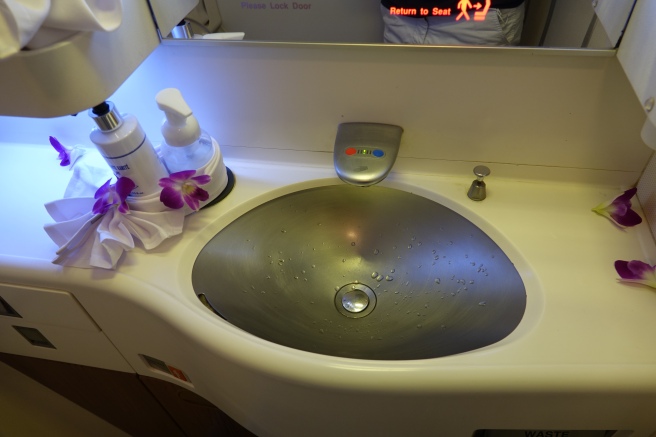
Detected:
left=615, top=260, right=656, bottom=289
left=159, top=170, right=211, bottom=211
left=592, top=188, right=642, bottom=228
left=92, top=177, right=135, bottom=215
left=49, top=136, right=71, bottom=166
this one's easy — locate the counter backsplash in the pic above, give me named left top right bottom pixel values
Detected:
left=0, top=42, right=654, bottom=210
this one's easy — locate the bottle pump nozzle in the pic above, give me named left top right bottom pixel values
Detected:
left=156, top=88, right=201, bottom=147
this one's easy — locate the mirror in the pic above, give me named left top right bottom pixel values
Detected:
left=170, top=0, right=636, bottom=49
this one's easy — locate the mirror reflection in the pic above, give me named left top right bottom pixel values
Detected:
left=169, top=0, right=636, bottom=49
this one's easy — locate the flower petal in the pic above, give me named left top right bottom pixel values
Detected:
left=92, top=178, right=134, bottom=215
left=169, top=170, right=197, bottom=182
left=615, top=260, right=656, bottom=289
left=94, top=179, right=112, bottom=199
left=49, top=136, right=71, bottom=166
left=158, top=177, right=175, bottom=189
left=158, top=171, right=212, bottom=211
left=183, top=186, right=209, bottom=211
left=592, top=188, right=642, bottom=228
left=610, top=208, right=642, bottom=227
left=160, top=186, right=185, bottom=209
left=191, top=174, right=211, bottom=185
left=115, top=177, right=136, bottom=200
left=92, top=198, right=108, bottom=215
left=615, top=187, right=638, bottom=204
left=49, top=136, right=65, bottom=153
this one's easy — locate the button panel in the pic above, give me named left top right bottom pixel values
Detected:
left=344, top=147, right=385, bottom=157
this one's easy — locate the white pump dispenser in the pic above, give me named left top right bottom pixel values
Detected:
left=89, top=101, right=168, bottom=197
left=156, top=88, right=214, bottom=174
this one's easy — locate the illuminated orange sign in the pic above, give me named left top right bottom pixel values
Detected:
left=388, top=0, right=491, bottom=20
left=473, top=0, right=491, bottom=21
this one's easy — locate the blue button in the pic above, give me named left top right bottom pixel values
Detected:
left=373, top=149, right=385, bottom=158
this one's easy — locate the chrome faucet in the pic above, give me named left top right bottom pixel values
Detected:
left=467, top=165, right=491, bottom=201
left=333, top=122, right=403, bottom=186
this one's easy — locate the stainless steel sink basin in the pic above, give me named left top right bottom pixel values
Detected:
left=192, top=184, right=526, bottom=360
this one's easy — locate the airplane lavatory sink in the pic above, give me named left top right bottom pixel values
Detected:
left=192, top=184, right=526, bottom=360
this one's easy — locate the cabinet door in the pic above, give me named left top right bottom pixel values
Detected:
left=0, top=353, right=185, bottom=436
left=139, top=375, right=257, bottom=437
left=0, top=283, right=132, bottom=371
left=0, top=353, right=257, bottom=437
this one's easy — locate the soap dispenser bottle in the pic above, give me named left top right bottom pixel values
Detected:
left=156, top=88, right=214, bottom=174
left=89, top=101, right=169, bottom=197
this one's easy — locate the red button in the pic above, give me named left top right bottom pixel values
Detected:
left=345, top=147, right=357, bottom=155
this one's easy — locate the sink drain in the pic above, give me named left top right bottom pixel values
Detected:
left=335, top=283, right=376, bottom=318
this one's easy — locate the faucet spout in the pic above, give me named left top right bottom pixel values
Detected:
left=467, top=165, right=491, bottom=201
left=333, top=122, right=403, bottom=186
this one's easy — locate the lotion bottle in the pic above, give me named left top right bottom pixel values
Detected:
left=89, top=101, right=168, bottom=197
left=156, top=88, right=214, bottom=174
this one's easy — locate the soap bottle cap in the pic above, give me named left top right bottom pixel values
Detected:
left=156, top=88, right=201, bottom=147
left=89, top=101, right=123, bottom=132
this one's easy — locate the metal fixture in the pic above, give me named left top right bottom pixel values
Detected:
left=467, top=165, right=491, bottom=201
left=170, top=20, right=194, bottom=39
left=197, top=293, right=225, bottom=320
left=192, top=185, right=526, bottom=360
left=335, top=283, right=377, bottom=318
left=333, top=122, right=403, bottom=186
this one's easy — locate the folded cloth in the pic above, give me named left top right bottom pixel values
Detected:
left=44, top=150, right=187, bottom=269
left=43, top=0, right=122, bottom=31
left=0, top=0, right=50, bottom=58
left=63, top=150, right=112, bottom=197
left=45, top=197, right=185, bottom=269
left=27, top=0, right=123, bottom=48
left=1, top=0, right=123, bottom=56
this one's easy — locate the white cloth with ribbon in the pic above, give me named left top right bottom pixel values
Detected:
left=43, top=150, right=186, bottom=270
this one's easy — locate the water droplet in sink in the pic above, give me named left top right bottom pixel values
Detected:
left=478, top=301, right=486, bottom=306
left=385, top=275, right=394, bottom=281
left=434, top=278, right=441, bottom=284
left=351, top=242, right=356, bottom=246
left=407, top=244, right=413, bottom=249
left=373, top=249, right=380, bottom=255
left=376, top=275, right=383, bottom=282
left=371, top=271, right=378, bottom=279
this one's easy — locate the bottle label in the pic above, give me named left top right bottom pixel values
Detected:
left=109, top=163, right=131, bottom=172
left=101, top=136, right=169, bottom=197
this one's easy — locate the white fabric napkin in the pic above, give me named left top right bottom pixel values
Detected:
left=44, top=198, right=185, bottom=269
left=1, top=0, right=123, bottom=56
left=44, top=150, right=186, bottom=270
left=0, top=0, right=50, bottom=58
left=27, top=0, right=123, bottom=48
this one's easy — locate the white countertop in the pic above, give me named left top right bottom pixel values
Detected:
left=2, top=141, right=656, bottom=436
